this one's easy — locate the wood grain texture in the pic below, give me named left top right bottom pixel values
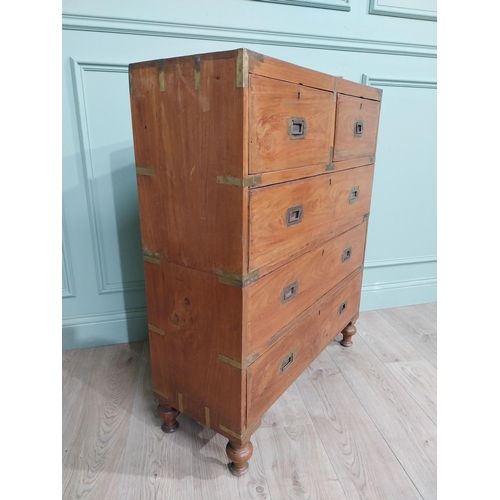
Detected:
left=63, top=303, right=436, bottom=499
left=251, top=156, right=374, bottom=187
left=63, top=343, right=143, bottom=500
left=114, top=345, right=195, bottom=499
left=247, top=271, right=362, bottom=426
left=327, top=334, right=437, bottom=499
left=336, top=78, right=382, bottom=101
left=355, top=311, right=436, bottom=423
left=334, top=95, right=380, bottom=160
left=260, top=382, right=313, bottom=430
left=256, top=424, right=348, bottom=500
left=130, top=52, right=249, bottom=276
left=62, top=347, right=97, bottom=436
left=378, top=306, right=437, bottom=367
left=249, top=165, right=374, bottom=273
left=246, top=221, right=366, bottom=353
left=148, top=261, right=246, bottom=435
left=249, top=75, right=334, bottom=174
left=296, top=351, right=423, bottom=500
left=247, top=49, right=336, bottom=92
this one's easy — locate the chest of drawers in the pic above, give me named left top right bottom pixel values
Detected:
left=129, top=49, right=381, bottom=476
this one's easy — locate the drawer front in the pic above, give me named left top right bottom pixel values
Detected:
left=333, top=94, right=380, bottom=160
left=246, top=221, right=367, bottom=354
left=247, top=270, right=363, bottom=425
left=249, top=164, right=374, bottom=273
left=249, top=75, right=334, bottom=174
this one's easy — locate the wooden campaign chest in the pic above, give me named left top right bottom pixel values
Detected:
left=129, top=49, right=381, bottom=476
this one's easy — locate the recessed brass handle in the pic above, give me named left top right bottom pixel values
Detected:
left=279, top=351, right=296, bottom=375
left=341, top=247, right=352, bottom=263
left=281, top=281, right=299, bottom=304
left=286, top=204, right=304, bottom=226
left=349, top=186, right=359, bottom=204
left=288, top=117, right=307, bottom=139
left=338, top=301, right=348, bottom=315
left=354, top=120, right=364, bottom=137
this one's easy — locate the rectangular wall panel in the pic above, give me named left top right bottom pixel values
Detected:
left=62, top=0, right=436, bottom=349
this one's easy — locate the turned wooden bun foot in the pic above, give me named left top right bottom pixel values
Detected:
left=158, top=403, right=180, bottom=433
left=226, top=440, right=253, bottom=476
left=340, top=323, right=357, bottom=347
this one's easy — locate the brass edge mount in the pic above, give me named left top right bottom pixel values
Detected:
left=325, top=147, right=335, bottom=171
left=236, top=48, right=264, bottom=88
left=143, top=249, right=160, bottom=265
left=158, top=59, right=165, bottom=92
left=216, top=174, right=262, bottom=187
left=194, top=55, right=201, bottom=90
left=363, top=212, right=370, bottom=221
left=217, top=269, right=259, bottom=287
left=219, top=419, right=260, bottom=441
left=370, top=156, right=375, bottom=162
left=153, top=388, right=171, bottom=402
left=236, top=49, right=249, bottom=88
left=148, top=324, right=164, bottom=336
left=136, top=167, right=154, bottom=176
left=218, top=353, right=259, bottom=370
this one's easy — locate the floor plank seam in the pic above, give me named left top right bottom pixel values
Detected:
left=325, top=338, right=431, bottom=500
left=291, top=381, right=352, bottom=500
left=357, top=313, right=437, bottom=426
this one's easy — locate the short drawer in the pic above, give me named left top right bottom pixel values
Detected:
left=248, top=164, right=374, bottom=273
left=246, top=221, right=367, bottom=354
left=333, top=94, right=380, bottom=160
left=246, top=270, right=363, bottom=425
left=249, top=75, right=334, bottom=174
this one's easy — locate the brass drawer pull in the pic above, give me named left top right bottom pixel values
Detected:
left=285, top=204, right=304, bottom=226
left=281, top=281, right=299, bottom=304
left=349, top=186, right=359, bottom=204
left=338, top=300, right=348, bottom=315
left=288, top=117, right=307, bottom=139
left=279, top=351, right=295, bottom=375
left=341, top=247, right=352, bottom=263
left=354, top=120, right=364, bottom=137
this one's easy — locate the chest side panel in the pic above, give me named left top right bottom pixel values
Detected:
left=130, top=52, right=247, bottom=276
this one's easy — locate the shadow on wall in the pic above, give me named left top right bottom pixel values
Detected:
left=62, top=144, right=149, bottom=349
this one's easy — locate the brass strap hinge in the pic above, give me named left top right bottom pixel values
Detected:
left=217, top=269, right=259, bottom=287
left=216, top=175, right=262, bottom=187
left=143, top=249, right=160, bottom=265
left=136, top=167, right=154, bottom=177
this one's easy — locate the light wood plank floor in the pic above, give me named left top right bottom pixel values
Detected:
left=62, top=303, right=437, bottom=500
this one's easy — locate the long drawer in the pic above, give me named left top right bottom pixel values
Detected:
left=246, top=269, right=363, bottom=425
left=246, top=221, right=367, bottom=354
left=248, top=164, right=374, bottom=274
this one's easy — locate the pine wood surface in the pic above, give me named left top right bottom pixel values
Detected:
left=62, top=303, right=437, bottom=500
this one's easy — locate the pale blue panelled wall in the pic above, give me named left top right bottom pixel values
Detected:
left=62, top=0, right=437, bottom=350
